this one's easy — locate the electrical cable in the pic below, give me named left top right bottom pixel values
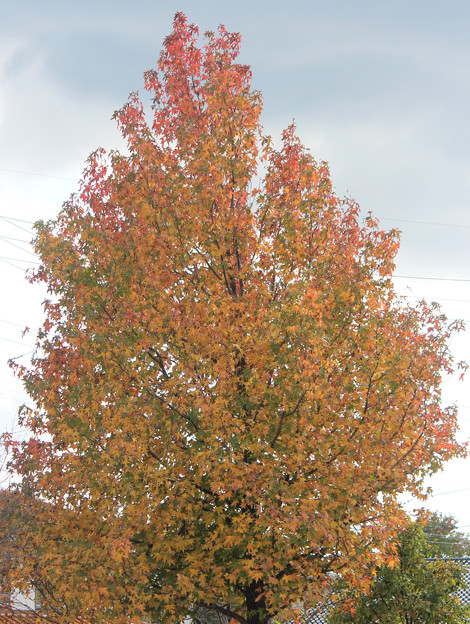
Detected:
left=429, top=487, right=470, bottom=498
left=0, top=216, right=33, bottom=234
left=0, top=318, right=32, bottom=329
left=379, top=216, right=470, bottom=229
left=394, top=275, right=470, bottom=283
left=0, top=336, right=34, bottom=347
left=0, top=255, right=38, bottom=264
left=0, top=237, right=37, bottom=257
left=403, top=295, right=470, bottom=304
left=0, top=167, right=76, bottom=182
left=0, top=215, right=35, bottom=224
left=0, top=257, right=27, bottom=271
left=0, top=235, right=31, bottom=242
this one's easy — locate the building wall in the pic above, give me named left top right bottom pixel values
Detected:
left=10, top=590, right=35, bottom=611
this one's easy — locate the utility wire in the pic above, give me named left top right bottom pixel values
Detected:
left=0, top=167, right=76, bottom=182
left=0, top=215, right=35, bottom=224
left=0, top=318, right=32, bottom=329
left=429, top=486, right=470, bottom=498
left=0, top=336, right=34, bottom=347
left=0, top=257, right=27, bottom=271
left=0, top=255, right=39, bottom=264
left=424, top=532, right=468, bottom=538
left=424, top=539, right=470, bottom=546
left=0, top=235, right=31, bottom=242
left=403, top=295, right=470, bottom=304
left=379, top=217, right=470, bottom=229
left=0, top=216, right=33, bottom=235
left=0, top=237, right=37, bottom=257
left=395, top=275, right=470, bottom=283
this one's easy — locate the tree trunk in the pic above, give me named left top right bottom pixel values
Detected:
left=245, top=580, right=270, bottom=624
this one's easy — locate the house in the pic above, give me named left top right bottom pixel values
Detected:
left=0, top=584, right=35, bottom=612
left=0, top=612, right=43, bottom=624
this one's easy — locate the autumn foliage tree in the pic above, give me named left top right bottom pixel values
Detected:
left=0, top=487, right=52, bottom=612
left=6, top=12, right=466, bottom=624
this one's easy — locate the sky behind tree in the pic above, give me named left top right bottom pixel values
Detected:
left=1, top=0, right=470, bottom=525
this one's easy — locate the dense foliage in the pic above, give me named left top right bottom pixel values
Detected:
left=423, top=511, right=470, bottom=558
left=329, top=523, right=470, bottom=624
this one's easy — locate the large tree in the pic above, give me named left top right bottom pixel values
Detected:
left=6, top=12, right=465, bottom=624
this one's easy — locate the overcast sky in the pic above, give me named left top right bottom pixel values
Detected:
left=1, top=0, right=470, bottom=525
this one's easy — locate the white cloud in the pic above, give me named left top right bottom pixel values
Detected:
left=0, top=39, right=124, bottom=176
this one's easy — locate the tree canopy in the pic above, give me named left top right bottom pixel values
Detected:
left=6, top=12, right=466, bottom=624
left=423, top=511, right=470, bottom=558
left=329, top=523, right=470, bottom=624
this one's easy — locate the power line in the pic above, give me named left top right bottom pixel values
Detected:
left=0, top=167, right=76, bottom=182
left=0, top=235, right=31, bottom=242
left=0, top=257, right=27, bottom=271
left=0, top=318, right=35, bottom=329
left=0, top=255, right=39, bottom=264
left=403, top=295, right=470, bottom=304
left=424, top=532, right=468, bottom=538
left=380, top=216, right=470, bottom=229
left=0, top=215, right=35, bottom=224
left=0, top=237, right=37, bottom=257
left=0, top=216, right=33, bottom=235
left=430, top=486, right=470, bottom=498
left=0, top=336, right=34, bottom=347
left=395, top=275, right=470, bottom=283
left=425, top=539, right=470, bottom=545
